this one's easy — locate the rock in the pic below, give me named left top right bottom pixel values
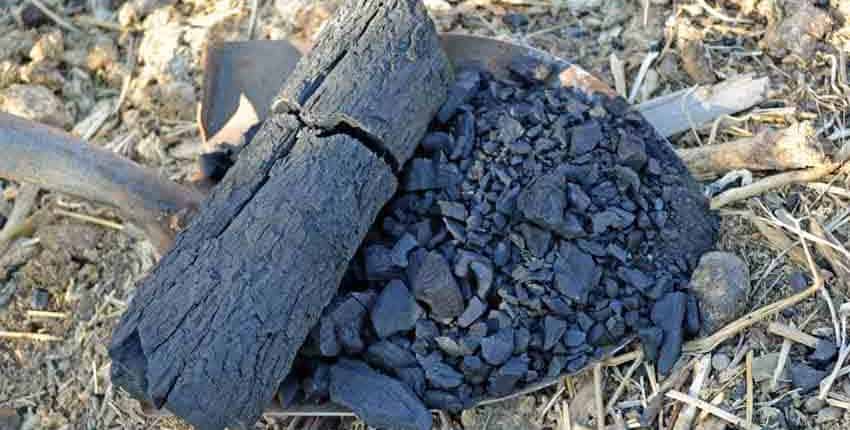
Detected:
left=424, top=390, right=464, bottom=413
left=763, top=0, right=833, bottom=59
left=481, top=328, right=515, bottom=366
left=790, top=363, right=828, bottom=393
left=809, top=339, right=837, bottom=367
left=711, top=353, right=731, bottom=371
left=752, top=353, right=788, bottom=383
left=31, top=288, right=49, bottom=310
left=804, top=397, right=827, bottom=414
left=457, top=297, right=487, bottom=328
left=544, top=316, right=568, bottom=351
left=330, top=360, right=432, bottom=430
left=396, top=366, right=426, bottom=397
left=564, top=329, right=586, bottom=347
left=424, top=359, right=464, bottom=390
left=437, top=70, right=480, bottom=123
left=554, top=242, right=601, bottom=304
left=517, top=173, right=565, bottom=228
left=617, top=133, right=647, bottom=170
left=570, top=121, right=603, bottom=156
left=365, top=340, right=417, bottom=370
left=488, top=354, right=530, bottom=397
left=816, top=406, right=843, bottom=424
left=371, top=280, right=417, bottom=338
left=689, top=252, right=749, bottom=335
left=1, top=84, right=71, bottom=128
left=651, top=292, right=686, bottom=375
left=410, top=251, right=465, bottom=319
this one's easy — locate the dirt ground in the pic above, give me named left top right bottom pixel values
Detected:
left=0, top=0, right=849, bottom=429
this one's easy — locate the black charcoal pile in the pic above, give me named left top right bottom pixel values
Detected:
left=283, top=64, right=719, bottom=417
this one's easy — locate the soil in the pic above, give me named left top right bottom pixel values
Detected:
left=0, top=0, right=848, bottom=429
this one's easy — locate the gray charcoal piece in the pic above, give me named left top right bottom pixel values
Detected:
left=277, top=374, right=299, bottom=408
left=651, top=292, right=687, bottom=375
left=469, top=261, right=494, bottom=298
left=371, top=279, right=417, bottom=338
left=365, top=340, right=417, bottom=370
left=330, top=359, right=432, bottom=430
left=591, top=208, right=636, bottom=234
left=543, top=316, right=568, bottom=351
left=303, top=364, right=330, bottom=401
left=481, top=328, right=515, bottom=366
left=421, top=132, right=454, bottom=153
left=488, top=354, right=530, bottom=397
left=461, top=355, right=490, bottom=384
left=790, top=363, right=828, bottom=393
left=518, top=223, right=552, bottom=258
left=410, top=251, right=465, bottom=319
left=391, top=233, right=419, bottom=268
left=564, top=329, right=587, bottom=347
left=365, top=244, right=403, bottom=280
left=438, top=200, right=468, bottom=221
left=424, top=390, right=464, bottom=413
left=570, top=121, right=603, bottom=156
left=434, top=336, right=467, bottom=357
left=554, top=242, right=601, bottom=304
left=437, top=70, right=481, bottom=123
left=809, top=340, right=838, bottom=367
left=318, top=316, right=340, bottom=357
left=396, top=366, right=426, bottom=397
left=457, top=297, right=487, bottom=328
left=424, top=360, right=465, bottom=390
left=617, top=133, right=648, bottom=170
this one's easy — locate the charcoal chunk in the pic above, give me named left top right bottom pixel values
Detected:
left=570, top=121, right=603, bottom=156
left=410, top=251, right=465, bottom=319
left=651, top=292, right=687, bottom=375
left=365, top=245, right=403, bottom=280
left=278, top=374, right=299, bottom=408
left=488, top=354, right=530, bottom=397
left=303, top=364, right=330, bottom=402
left=790, top=363, right=828, bottom=393
left=424, top=359, right=464, bottom=389
left=564, top=329, right=587, bottom=347
left=617, top=133, right=648, bottom=170
left=396, top=366, right=426, bottom=397
left=518, top=223, right=552, bottom=258
left=365, top=340, right=417, bottom=370
left=371, top=280, right=417, bottom=338
left=391, top=234, right=419, bottom=268
left=330, top=360, right=432, bottom=430
left=809, top=340, right=838, bottom=367
left=481, top=328, right=515, bottom=366
left=424, top=390, right=464, bottom=413
left=544, top=316, right=568, bottom=351
left=554, top=243, right=601, bottom=304
left=437, top=70, right=481, bottom=123
left=462, top=355, right=490, bottom=384
left=639, top=327, right=663, bottom=363
left=457, top=297, right=487, bottom=328
left=684, top=294, right=701, bottom=336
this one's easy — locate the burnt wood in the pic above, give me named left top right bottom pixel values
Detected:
left=109, top=1, right=452, bottom=428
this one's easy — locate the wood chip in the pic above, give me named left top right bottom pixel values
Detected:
left=0, top=330, right=62, bottom=342
left=666, top=390, right=761, bottom=430
left=768, top=322, right=819, bottom=348
left=746, top=350, right=754, bottom=429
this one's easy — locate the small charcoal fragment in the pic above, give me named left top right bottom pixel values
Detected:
left=809, top=340, right=838, bottom=367
left=365, top=245, right=402, bottom=280
left=651, top=292, right=687, bottom=375
left=790, top=363, right=828, bottom=393
left=424, top=390, right=464, bottom=413
left=424, top=358, right=465, bottom=390
left=554, top=243, right=601, bottom=304
left=458, top=297, right=487, bottom=328
left=639, top=326, right=663, bottom=363
left=31, top=288, right=49, bottom=310
left=684, top=294, right=701, bottom=336
left=303, top=364, right=330, bottom=402
left=570, top=121, right=603, bottom=156
left=437, top=71, right=481, bottom=123
left=391, top=234, right=419, bottom=268
left=371, top=280, right=417, bottom=338
left=330, top=360, right=432, bottom=430
left=396, top=366, right=426, bottom=397
left=469, top=261, right=494, bottom=298
left=543, top=316, right=568, bottom=351
left=365, top=340, right=417, bottom=370
left=434, top=336, right=467, bottom=357
left=481, top=328, right=515, bottom=366
left=488, top=354, right=530, bottom=397
left=410, top=251, right=465, bottom=319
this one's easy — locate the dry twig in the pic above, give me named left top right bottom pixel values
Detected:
left=665, top=391, right=760, bottom=430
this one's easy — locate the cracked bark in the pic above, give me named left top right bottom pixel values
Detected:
left=109, top=1, right=452, bottom=429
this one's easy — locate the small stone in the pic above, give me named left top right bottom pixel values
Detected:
left=434, top=336, right=466, bottom=357
left=31, top=288, right=49, bottom=310
left=1, top=84, right=72, bottom=128
left=19, top=3, right=49, bottom=28
left=437, top=70, right=480, bottom=123
left=488, top=354, right=530, bottom=396
left=365, top=245, right=402, bottom=280
left=457, top=297, right=487, bottom=328
left=481, top=328, right=515, bottom=366
left=544, top=316, right=568, bottom=351
left=438, top=200, right=468, bottom=221
left=570, top=121, right=603, bottom=156
left=469, top=261, right=494, bottom=298
left=804, top=397, right=827, bottom=414
left=651, top=292, right=686, bottom=375
left=639, top=326, right=663, bottom=364
left=554, top=242, right=601, bottom=304
left=517, top=173, right=565, bottom=230
left=365, top=340, right=417, bottom=370
left=617, top=133, right=647, bottom=170
left=566, top=183, right=591, bottom=213
left=424, top=390, right=464, bottom=413
left=410, top=251, right=465, bottom=319
left=711, top=353, right=731, bottom=371
left=690, top=252, right=750, bottom=335
left=424, top=360, right=464, bottom=390
left=564, top=329, right=586, bottom=347
left=809, top=340, right=838, bottom=367
left=391, top=234, right=418, bottom=268
left=517, top=223, right=551, bottom=258
left=790, top=363, right=828, bottom=393
left=816, top=406, right=843, bottom=424
left=493, top=242, right=510, bottom=266
left=461, top=356, right=490, bottom=385
left=370, top=280, right=417, bottom=338
left=330, top=360, right=432, bottom=430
